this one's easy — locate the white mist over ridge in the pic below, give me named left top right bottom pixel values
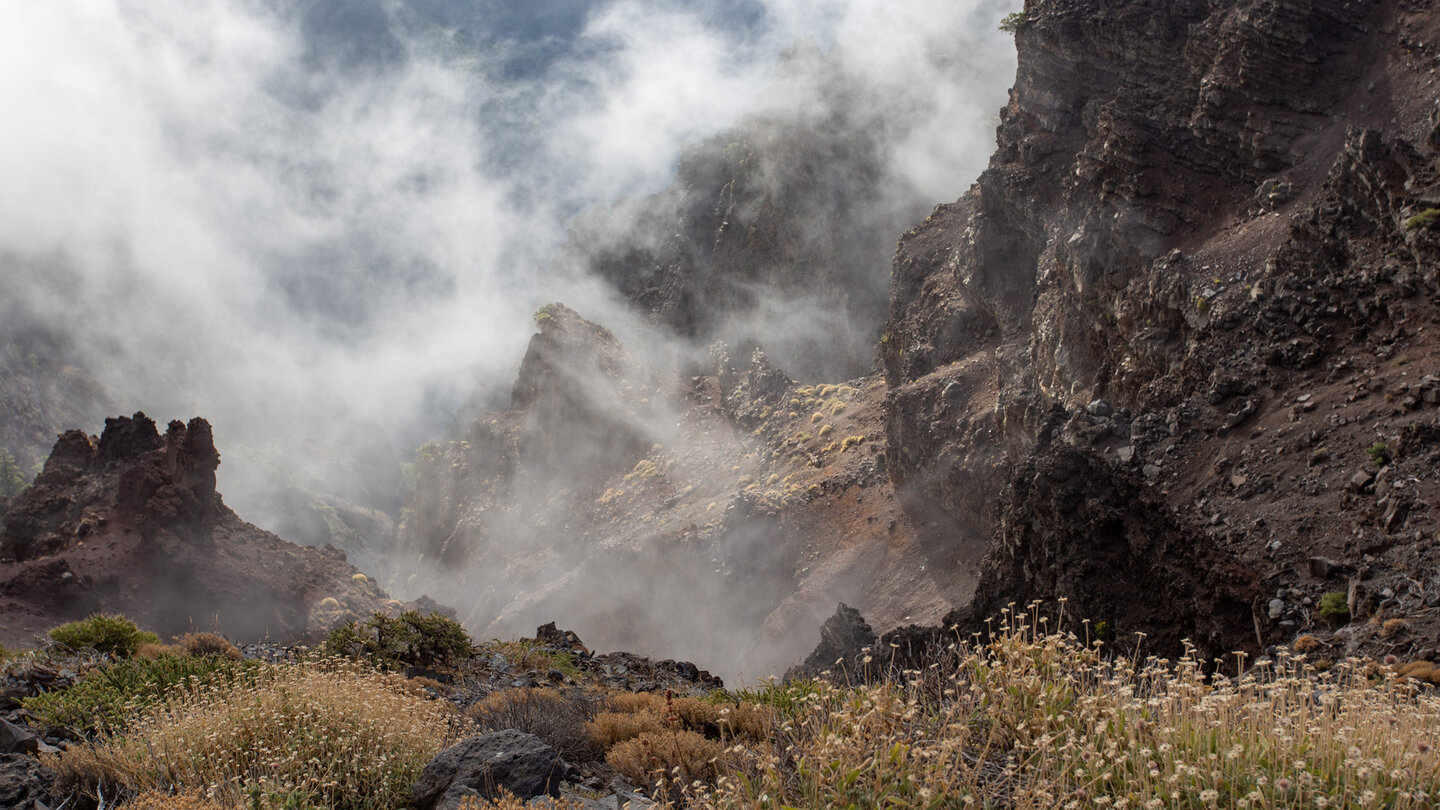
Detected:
left=0, top=0, right=1019, bottom=671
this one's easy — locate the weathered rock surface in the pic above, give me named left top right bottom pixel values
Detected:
left=0, top=753, right=54, bottom=809
left=0, top=413, right=414, bottom=646
left=785, top=603, right=876, bottom=680
left=410, top=730, right=572, bottom=810
left=865, top=0, right=1440, bottom=661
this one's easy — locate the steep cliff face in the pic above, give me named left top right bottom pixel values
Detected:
left=883, top=0, right=1440, bottom=657
left=0, top=413, right=410, bottom=646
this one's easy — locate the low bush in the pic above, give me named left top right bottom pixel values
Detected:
left=50, top=660, right=467, bottom=810
left=466, top=688, right=601, bottom=761
left=24, top=652, right=258, bottom=735
left=1405, top=207, right=1440, bottom=231
left=48, top=614, right=159, bottom=657
left=323, top=610, right=472, bottom=669
left=176, top=631, right=241, bottom=660
left=607, top=729, right=724, bottom=792
left=1319, top=590, right=1351, bottom=622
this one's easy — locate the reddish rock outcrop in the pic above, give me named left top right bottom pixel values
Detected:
left=0, top=413, right=406, bottom=646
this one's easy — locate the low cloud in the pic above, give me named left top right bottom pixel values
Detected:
left=1, top=0, right=1018, bottom=675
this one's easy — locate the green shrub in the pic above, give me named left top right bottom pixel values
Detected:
left=323, top=610, right=472, bottom=669
left=48, top=614, right=160, bottom=657
left=999, top=10, right=1029, bottom=33
left=24, top=653, right=258, bottom=735
left=1318, top=591, right=1350, bottom=622
left=1404, top=208, right=1440, bottom=231
left=1367, top=442, right=1391, bottom=466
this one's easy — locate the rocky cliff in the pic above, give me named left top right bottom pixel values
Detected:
left=882, top=0, right=1440, bottom=658
left=0, top=413, right=415, bottom=646
left=410, top=0, right=1440, bottom=673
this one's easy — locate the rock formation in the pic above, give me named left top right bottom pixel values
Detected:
left=0, top=413, right=413, bottom=646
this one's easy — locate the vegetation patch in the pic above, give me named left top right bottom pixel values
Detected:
left=1318, top=590, right=1351, bottom=622
left=467, top=688, right=600, bottom=761
left=49, top=660, right=467, bottom=810
left=24, top=653, right=259, bottom=735
left=678, top=606, right=1440, bottom=808
left=323, top=610, right=472, bottom=669
left=47, top=613, right=160, bottom=657
left=1404, top=207, right=1440, bottom=231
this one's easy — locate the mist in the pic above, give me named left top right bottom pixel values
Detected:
left=0, top=0, right=1018, bottom=677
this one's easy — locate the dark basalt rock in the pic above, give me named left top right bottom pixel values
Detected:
left=786, top=602, right=877, bottom=680
left=409, top=730, right=574, bottom=810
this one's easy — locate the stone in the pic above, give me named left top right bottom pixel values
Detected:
left=1117, top=446, right=1135, bottom=463
left=1347, top=470, right=1374, bottom=492
left=1268, top=599, right=1285, bottom=619
left=536, top=622, right=589, bottom=655
left=0, top=718, right=38, bottom=755
left=410, top=730, right=573, bottom=810
left=1087, top=399, right=1113, bottom=417
left=787, top=603, right=878, bottom=679
left=0, top=754, right=54, bottom=808
left=1383, top=499, right=1409, bottom=532
left=1308, top=557, right=1342, bottom=578
left=1142, top=464, right=1162, bottom=480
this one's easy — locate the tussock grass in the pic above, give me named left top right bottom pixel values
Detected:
left=50, top=659, right=468, bottom=809
left=121, top=792, right=231, bottom=809
left=679, top=604, right=1440, bottom=808
left=467, top=687, right=600, bottom=761
left=609, top=729, right=725, bottom=791
left=176, top=632, right=242, bottom=660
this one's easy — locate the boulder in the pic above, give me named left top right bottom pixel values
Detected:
left=0, top=718, right=38, bottom=755
left=410, top=730, right=573, bottom=810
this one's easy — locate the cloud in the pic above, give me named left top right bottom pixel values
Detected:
left=0, top=0, right=1018, bottom=675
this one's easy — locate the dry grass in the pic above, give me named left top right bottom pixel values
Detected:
left=590, top=707, right=665, bottom=749
left=135, top=642, right=184, bottom=660
left=588, top=692, right=769, bottom=750
left=608, top=730, right=725, bottom=792
left=176, top=632, right=242, bottom=660
left=456, top=791, right=590, bottom=809
left=50, top=658, right=468, bottom=810
left=120, top=792, right=232, bottom=809
left=676, top=604, right=1440, bottom=809
left=466, top=687, right=600, bottom=761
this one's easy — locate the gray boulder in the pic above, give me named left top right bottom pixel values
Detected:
left=410, top=730, right=573, bottom=810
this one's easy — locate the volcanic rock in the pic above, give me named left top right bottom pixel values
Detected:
left=410, top=730, right=573, bottom=810
left=0, top=413, right=411, bottom=646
